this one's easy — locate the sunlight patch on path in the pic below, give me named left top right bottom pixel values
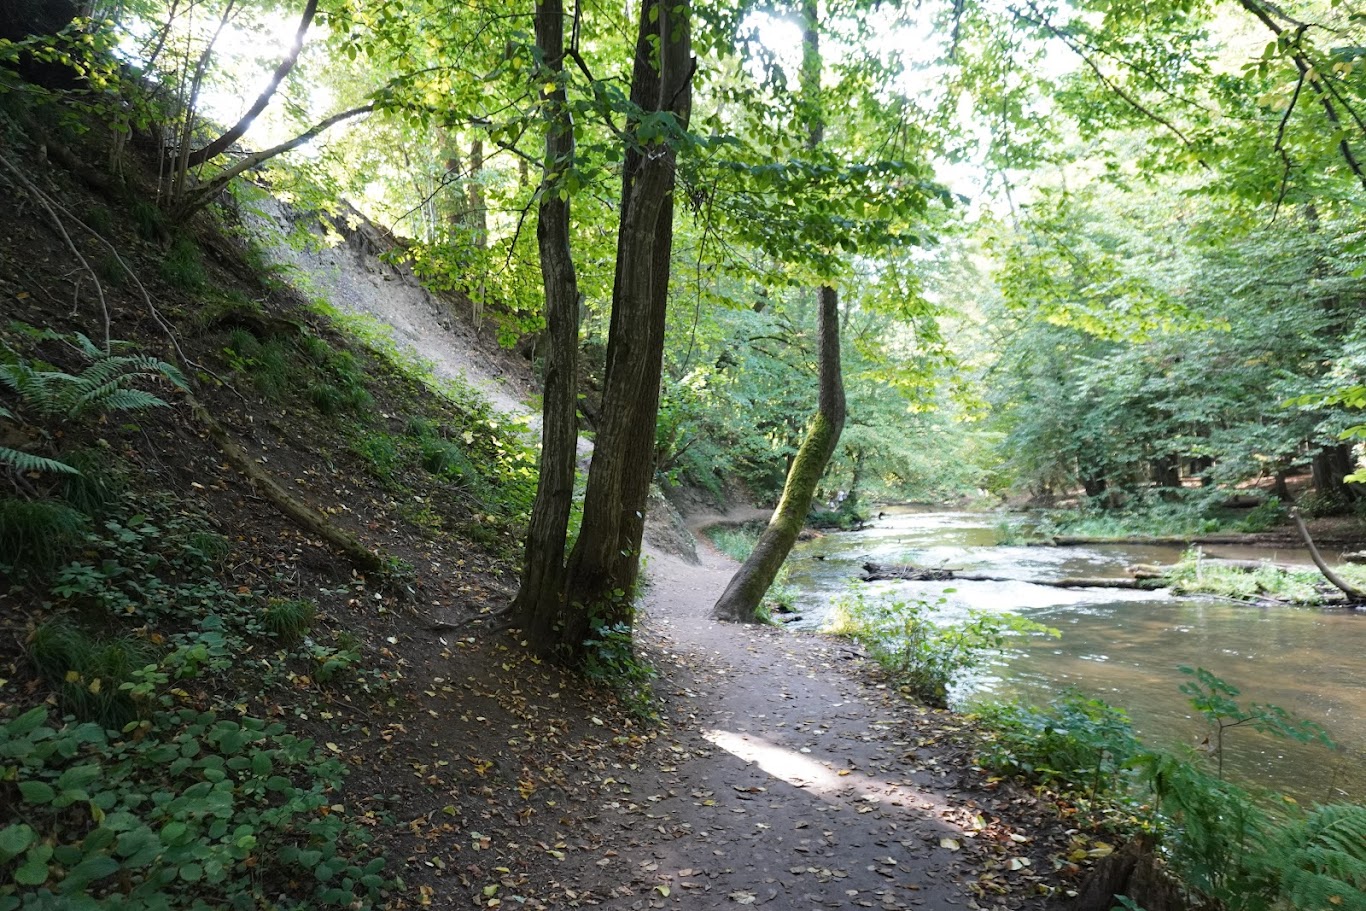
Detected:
left=703, top=728, right=967, bottom=830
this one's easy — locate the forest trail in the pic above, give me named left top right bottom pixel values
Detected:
left=549, top=525, right=1061, bottom=909
left=248, top=205, right=1062, bottom=908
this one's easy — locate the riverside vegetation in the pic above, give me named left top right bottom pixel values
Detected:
left=825, top=590, right=1366, bottom=911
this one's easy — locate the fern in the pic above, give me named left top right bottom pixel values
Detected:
left=0, top=335, right=186, bottom=422
left=1276, top=804, right=1366, bottom=911
left=0, top=447, right=79, bottom=475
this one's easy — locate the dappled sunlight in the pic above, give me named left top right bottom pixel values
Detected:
left=702, top=728, right=967, bottom=833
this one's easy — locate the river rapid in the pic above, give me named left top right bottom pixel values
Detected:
left=782, top=507, right=1366, bottom=804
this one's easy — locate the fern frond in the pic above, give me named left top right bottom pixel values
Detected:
left=71, top=332, right=103, bottom=358
left=1278, top=804, right=1366, bottom=911
left=0, top=447, right=79, bottom=475
left=88, top=389, right=166, bottom=413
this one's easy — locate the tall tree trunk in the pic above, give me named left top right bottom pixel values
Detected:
left=513, top=0, right=582, bottom=649
left=468, top=136, right=487, bottom=249
left=714, top=286, right=846, bottom=621
left=713, top=0, right=847, bottom=623
left=561, top=0, right=691, bottom=657
left=518, top=0, right=692, bottom=662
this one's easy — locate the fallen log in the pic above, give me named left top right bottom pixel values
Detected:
left=860, top=563, right=1166, bottom=590
left=1027, top=534, right=1263, bottom=547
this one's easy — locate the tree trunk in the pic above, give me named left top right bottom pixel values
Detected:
left=1151, top=454, right=1180, bottom=488
left=714, top=287, right=846, bottom=621
left=184, top=0, right=318, bottom=167
left=1311, top=442, right=1360, bottom=507
left=713, top=0, right=846, bottom=623
left=512, top=0, right=582, bottom=652
left=523, top=0, right=691, bottom=663
left=468, top=136, right=487, bottom=249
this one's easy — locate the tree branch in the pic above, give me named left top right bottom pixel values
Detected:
left=178, top=104, right=373, bottom=215
left=186, top=0, right=319, bottom=167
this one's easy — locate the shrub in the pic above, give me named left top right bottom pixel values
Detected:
left=974, top=692, right=1142, bottom=798
left=826, top=590, right=1057, bottom=707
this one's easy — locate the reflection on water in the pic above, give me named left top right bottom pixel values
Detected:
left=784, top=507, right=1366, bottom=804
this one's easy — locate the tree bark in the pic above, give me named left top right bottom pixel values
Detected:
left=184, top=0, right=318, bottom=167
left=517, top=0, right=692, bottom=662
left=513, top=0, right=582, bottom=652
left=714, top=287, right=846, bottom=621
left=1311, top=442, right=1360, bottom=506
left=713, top=0, right=847, bottom=623
left=468, top=136, right=487, bottom=249
left=561, top=0, right=691, bottom=657
left=1290, top=507, right=1366, bottom=602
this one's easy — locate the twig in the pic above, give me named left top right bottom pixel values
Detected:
left=0, top=152, right=111, bottom=349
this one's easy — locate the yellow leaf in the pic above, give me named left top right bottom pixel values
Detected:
left=88, top=678, right=102, bottom=694
left=940, top=837, right=961, bottom=851
left=656, top=885, right=670, bottom=897
left=1088, top=842, right=1114, bottom=858
left=542, top=82, right=557, bottom=94
left=65, top=670, right=81, bottom=683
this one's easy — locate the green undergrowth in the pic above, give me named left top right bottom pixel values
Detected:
left=1022, top=495, right=1292, bottom=541
left=1, top=472, right=395, bottom=908
left=970, top=671, right=1365, bottom=911
left=1, top=487, right=395, bottom=909
left=1162, top=550, right=1366, bottom=605
left=824, top=590, right=1057, bottom=707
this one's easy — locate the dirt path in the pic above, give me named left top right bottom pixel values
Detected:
left=547, top=525, right=1062, bottom=910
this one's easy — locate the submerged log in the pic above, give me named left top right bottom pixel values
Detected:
left=859, top=563, right=1165, bottom=590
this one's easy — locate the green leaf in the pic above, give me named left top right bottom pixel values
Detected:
left=15, top=858, right=49, bottom=886
left=7, top=707, right=48, bottom=736
left=18, top=780, right=56, bottom=804
left=60, top=855, right=119, bottom=892
left=0, top=824, right=35, bottom=862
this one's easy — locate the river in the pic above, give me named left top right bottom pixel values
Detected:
left=781, top=507, right=1366, bottom=804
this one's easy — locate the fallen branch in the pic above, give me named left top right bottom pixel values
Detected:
left=189, top=398, right=384, bottom=574
left=1290, top=508, right=1366, bottom=602
left=1028, top=534, right=1264, bottom=547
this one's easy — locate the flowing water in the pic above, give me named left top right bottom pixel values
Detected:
left=781, top=507, right=1366, bottom=804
